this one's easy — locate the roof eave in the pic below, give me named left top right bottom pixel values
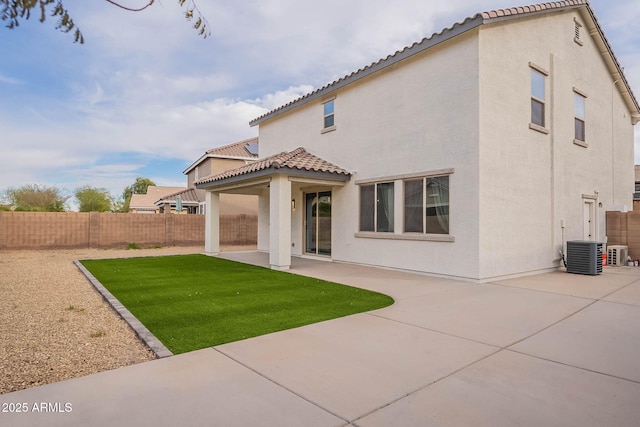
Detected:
left=249, top=14, right=485, bottom=127
left=196, top=167, right=350, bottom=191
left=579, top=6, right=640, bottom=117
left=183, top=154, right=257, bottom=175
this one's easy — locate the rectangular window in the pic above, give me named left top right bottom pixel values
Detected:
left=360, top=182, right=394, bottom=232
left=404, top=176, right=449, bottom=235
left=359, top=184, right=375, bottom=232
left=574, top=92, right=586, bottom=142
left=376, top=182, right=394, bottom=232
left=531, top=69, right=546, bottom=127
left=404, top=179, right=423, bottom=233
left=323, top=100, right=334, bottom=129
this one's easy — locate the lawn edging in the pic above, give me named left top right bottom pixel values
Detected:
left=74, top=260, right=173, bottom=359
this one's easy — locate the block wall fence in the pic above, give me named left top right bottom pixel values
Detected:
left=606, top=210, right=640, bottom=259
left=0, top=212, right=257, bottom=250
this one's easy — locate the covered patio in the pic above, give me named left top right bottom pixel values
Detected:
left=195, top=147, right=351, bottom=270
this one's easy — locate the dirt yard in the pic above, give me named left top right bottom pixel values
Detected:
left=0, top=245, right=253, bottom=395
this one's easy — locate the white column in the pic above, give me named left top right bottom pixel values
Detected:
left=205, top=191, right=220, bottom=255
left=257, top=188, right=270, bottom=252
left=269, top=175, right=292, bottom=270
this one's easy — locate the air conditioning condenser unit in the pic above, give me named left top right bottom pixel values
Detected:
left=566, top=240, right=602, bottom=275
left=607, top=245, right=628, bottom=267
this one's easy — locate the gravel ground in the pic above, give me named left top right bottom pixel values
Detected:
left=0, top=245, right=252, bottom=395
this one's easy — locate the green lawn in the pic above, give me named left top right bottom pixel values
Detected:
left=81, top=255, right=393, bottom=354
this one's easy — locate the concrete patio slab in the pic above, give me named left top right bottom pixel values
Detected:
left=493, top=269, right=640, bottom=299
left=218, top=312, right=497, bottom=422
left=356, top=350, right=640, bottom=427
left=373, top=283, right=592, bottom=347
left=217, top=251, right=474, bottom=301
left=603, top=279, right=640, bottom=306
left=0, top=347, right=344, bottom=427
left=511, top=300, right=640, bottom=382
left=4, top=252, right=640, bottom=426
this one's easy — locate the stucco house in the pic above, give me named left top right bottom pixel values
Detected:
left=196, top=1, right=639, bottom=282
left=129, top=186, right=186, bottom=214
left=155, top=138, right=260, bottom=215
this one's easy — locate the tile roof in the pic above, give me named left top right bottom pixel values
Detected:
left=129, top=186, right=187, bottom=210
left=205, top=137, right=259, bottom=158
left=481, top=0, right=586, bottom=19
left=250, top=0, right=638, bottom=126
left=155, top=187, right=204, bottom=205
left=195, top=147, right=351, bottom=186
left=183, top=137, right=259, bottom=175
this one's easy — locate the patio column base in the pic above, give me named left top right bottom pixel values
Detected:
left=270, top=264, right=290, bottom=271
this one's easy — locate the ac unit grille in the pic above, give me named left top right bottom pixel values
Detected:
left=567, top=241, right=602, bottom=275
left=607, top=245, right=628, bottom=267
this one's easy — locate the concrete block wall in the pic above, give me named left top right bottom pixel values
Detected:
left=606, top=211, right=640, bottom=260
left=0, top=212, right=258, bottom=250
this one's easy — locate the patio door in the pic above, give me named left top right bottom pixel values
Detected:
left=305, top=191, right=331, bottom=256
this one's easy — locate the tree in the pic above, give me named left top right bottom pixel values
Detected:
left=1, top=0, right=211, bottom=44
left=119, top=177, right=156, bottom=212
left=2, top=184, right=69, bottom=212
left=75, top=186, right=113, bottom=212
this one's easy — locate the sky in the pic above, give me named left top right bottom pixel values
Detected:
left=1, top=0, right=639, bottom=209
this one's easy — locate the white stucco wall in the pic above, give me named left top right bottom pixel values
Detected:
left=258, top=31, right=483, bottom=280
left=477, top=9, right=635, bottom=280
left=254, top=8, right=636, bottom=281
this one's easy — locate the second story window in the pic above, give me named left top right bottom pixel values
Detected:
left=574, top=91, right=586, bottom=142
left=323, top=100, right=335, bottom=129
left=531, top=68, right=546, bottom=127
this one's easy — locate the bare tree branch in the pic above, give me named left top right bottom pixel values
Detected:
left=103, top=0, right=154, bottom=13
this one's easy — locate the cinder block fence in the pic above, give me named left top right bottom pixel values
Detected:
left=606, top=210, right=640, bottom=259
left=0, top=212, right=257, bottom=250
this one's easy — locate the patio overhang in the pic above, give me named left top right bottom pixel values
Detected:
left=195, top=147, right=351, bottom=192
left=195, top=147, right=351, bottom=270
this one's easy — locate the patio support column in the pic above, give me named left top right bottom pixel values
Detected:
left=205, top=191, right=220, bottom=255
left=269, top=174, right=291, bottom=270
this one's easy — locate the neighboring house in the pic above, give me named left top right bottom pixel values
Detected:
left=156, top=137, right=260, bottom=215
left=196, top=1, right=640, bottom=282
left=129, top=186, right=187, bottom=214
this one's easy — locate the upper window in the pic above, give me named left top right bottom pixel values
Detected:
left=574, top=92, right=586, bottom=142
left=323, top=100, right=335, bottom=129
left=531, top=69, right=546, bottom=127
left=404, top=176, right=449, bottom=235
left=360, top=182, right=394, bottom=233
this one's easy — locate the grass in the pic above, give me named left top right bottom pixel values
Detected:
left=80, top=255, right=393, bottom=354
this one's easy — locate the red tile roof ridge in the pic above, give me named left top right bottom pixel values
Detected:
left=480, top=0, right=587, bottom=19
left=195, top=147, right=350, bottom=186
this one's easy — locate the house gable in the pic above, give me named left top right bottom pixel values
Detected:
left=250, top=0, right=638, bottom=128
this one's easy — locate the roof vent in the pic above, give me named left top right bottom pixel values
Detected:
left=574, top=18, right=583, bottom=46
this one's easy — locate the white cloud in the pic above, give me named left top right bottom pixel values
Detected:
left=0, top=0, right=637, bottom=199
left=0, top=73, right=22, bottom=85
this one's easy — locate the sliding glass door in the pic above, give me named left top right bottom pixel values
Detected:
left=305, top=191, right=331, bottom=256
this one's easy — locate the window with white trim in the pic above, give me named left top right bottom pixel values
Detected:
left=574, top=91, right=586, bottom=142
left=404, top=175, right=449, bottom=235
left=323, top=100, right=335, bottom=129
left=531, top=68, right=546, bottom=128
left=360, top=182, right=394, bottom=232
